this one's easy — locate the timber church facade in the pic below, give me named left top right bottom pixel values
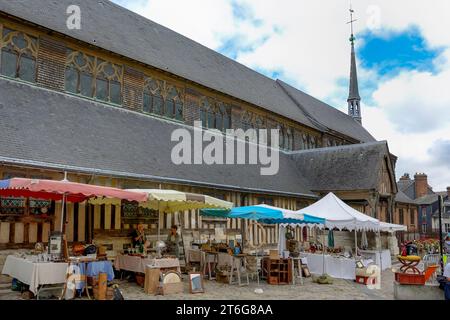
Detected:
left=0, top=0, right=399, bottom=251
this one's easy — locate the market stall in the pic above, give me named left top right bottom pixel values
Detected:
left=299, top=252, right=356, bottom=280
left=2, top=255, right=68, bottom=295
left=200, top=204, right=326, bottom=285
left=114, top=254, right=181, bottom=273
left=0, top=176, right=148, bottom=299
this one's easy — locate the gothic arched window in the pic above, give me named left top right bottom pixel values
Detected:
left=95, top=58, right=123, bottom=105
left=65, top=50, right=95, bottom=97
left=65, top=49, right=123, bottom=105
left=1, top=27, right=38, bottom=82
left=143, top=77, right=183, bottom=120
left=201, top=98, right=231, bottom=131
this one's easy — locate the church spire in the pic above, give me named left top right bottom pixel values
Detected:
left=347, top=6, right=362, bottom=124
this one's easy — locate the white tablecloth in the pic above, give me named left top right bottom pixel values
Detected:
left=1, top=256, right=68, bottom=294
left=359, top=250, right=392, bottom=270
left=301, top=253, right=356, bottom=280
left=114, top=254, right=180, bottom=273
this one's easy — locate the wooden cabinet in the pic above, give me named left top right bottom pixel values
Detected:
left=262, top=258, right=292, bottom=285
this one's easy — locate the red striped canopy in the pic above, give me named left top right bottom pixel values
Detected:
left=0, top=178, right=147, bottom=203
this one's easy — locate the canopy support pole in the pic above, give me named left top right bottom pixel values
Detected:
left=378, top=229, right=382, bottom=273
left=60, top=193, right=66, bottom=233
left=354, top=229, right=357, bottom=257
left=322, top=228, right=326, bottom=275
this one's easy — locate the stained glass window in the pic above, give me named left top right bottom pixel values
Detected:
left=0, top=27, right=37, bottom=82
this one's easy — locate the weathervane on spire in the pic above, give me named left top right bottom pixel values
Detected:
left=347, top=4, right=357, bottom=44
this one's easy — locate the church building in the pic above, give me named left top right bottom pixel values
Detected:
left=0, top=1, right=399, bottom=252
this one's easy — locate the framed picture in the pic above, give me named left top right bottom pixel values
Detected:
left=189, top=272, right=204, bottom=294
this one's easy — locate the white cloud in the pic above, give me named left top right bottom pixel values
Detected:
left=112, top=0, right=450, bottom=190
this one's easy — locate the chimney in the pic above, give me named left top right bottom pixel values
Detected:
left=414, top=173, right=428, bottom=199
left=399, top=173, right=410, bottom=181
left=447, top=186, right=450, bottom=199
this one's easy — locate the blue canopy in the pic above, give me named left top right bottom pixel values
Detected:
left=201, top=204, right=325, bottom=226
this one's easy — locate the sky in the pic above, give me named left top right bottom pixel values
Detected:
left=111, top=0, right=450, bottom=191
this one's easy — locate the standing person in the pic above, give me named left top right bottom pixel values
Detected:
left=166, top=225, right=181, bottom=258
left=130, top=223, right=149, bottom=251
left=443, top=261, right=450, bottom=300
left=444, top=233, right=450, bottom=254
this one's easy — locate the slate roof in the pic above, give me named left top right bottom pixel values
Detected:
left=395, top=190, right=416, bottom=204
left=397, top=179, right=414, bottom=193
left=348, top=42, right=361, bottom=101
left=0, top=0, right=375, bottom=143
left=288, top=142, right=392, bottom=192
left=277, top=80, right=375, bottom=142
left=0, top=78, right=316, bottom=198
left=415, top=194, right=439, bottom=205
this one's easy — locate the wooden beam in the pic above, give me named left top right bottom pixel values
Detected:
left=0, top=222, right=10, bottom=244
left=54, top=201, right=62, bottom=232
left=14, top=222, right=24, bottom=244
left=104, top=204, right=112, bottom=230
left=114, top=204, right=121, bottom=230
left=42, top=222, right=50, bottom=242
left=66, top=203, right=74, bottom=242
left=28, top=222, right=38, bottom=243
left=94, top=205, right=101, bottom=229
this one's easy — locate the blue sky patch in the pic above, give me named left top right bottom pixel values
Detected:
left=357, top=26, right=444, bottom=77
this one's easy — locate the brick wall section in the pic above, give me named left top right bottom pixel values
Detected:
left=122, top=66, right=144, bottom=111
left=36, top=36, right=66, bottom=91
left=184, top=87, right=200, bottom=126
left=414, top=174, right=428, bottom=198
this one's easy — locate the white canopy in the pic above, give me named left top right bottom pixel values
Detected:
left=379, top=222, right=407, bottom=233
left=296, top=193, right=381, bottom=231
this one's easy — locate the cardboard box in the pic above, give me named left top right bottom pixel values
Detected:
left=144, top=267, right=161, bottom=294
left=98, top=246, right=107, bottom=256
left=269, top=250, right=279, bottom=259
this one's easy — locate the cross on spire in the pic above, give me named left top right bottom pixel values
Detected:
left=347, top=5, right=357, bottom=44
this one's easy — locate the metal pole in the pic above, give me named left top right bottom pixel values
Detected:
left=322, top=229, right=326, bottom=275
left=354, top=229, right=358, bottom=257
left=60, top=193, right=66, bottom=232
left=438, top=195, right=444, bottom=274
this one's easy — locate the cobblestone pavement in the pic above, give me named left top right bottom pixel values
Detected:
left=0, top=269, right=396, bottom=300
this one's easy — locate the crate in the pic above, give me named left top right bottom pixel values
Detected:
left=395, top=272, right=425, bottom=285
left=93, top=287, right=114, bottom=300
left=216, top=273, right=229, bottom=284
left=144, top=267, right=160, bottom=295
left=268, top=276, right=279, bottom=285
left=162, top=282, right=183, bottom=295
left=355, top=276, right=376, bottom=285
left=135, top=273, right=145, bottom=287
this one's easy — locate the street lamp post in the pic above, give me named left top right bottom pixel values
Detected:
left=438, top=195, right=444, bottom=274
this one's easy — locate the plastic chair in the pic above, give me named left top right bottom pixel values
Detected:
left=421, top=254, right=441, bottom=274
left=423, top=265, right=439, bottom=284
left=245, top=255, right=260, bottom=285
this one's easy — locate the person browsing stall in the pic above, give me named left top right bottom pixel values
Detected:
left=130, top=223, right=149, bottom=251
left=166, top=225, right=181, bottom=258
